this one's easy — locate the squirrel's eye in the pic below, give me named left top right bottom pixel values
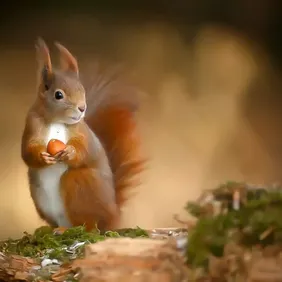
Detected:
left=54, top=90, right=64, bottom=100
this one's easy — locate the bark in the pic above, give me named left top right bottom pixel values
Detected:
left=0, top=228, right=187, bottom=282
left=73, top=238, right=189, bottom=282
left=2, top=238, right=282, bottom=281
left=0, top=236, right=188, bottom=282
left=0, top=252, right=38, bottom=281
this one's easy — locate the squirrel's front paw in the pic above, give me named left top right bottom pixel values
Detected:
left=40, top=152, right=57, bottom=165
left=55, top=145, right=76, bottom=162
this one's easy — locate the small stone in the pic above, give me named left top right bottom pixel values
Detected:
left=31, top=265, right=42, bottom=271
left=41, top=258, right=53, bottom=268
left=176, top=237, right=188, bottom=250
left=68, top=241, right=85, bottom=251
left=51, top=259, right=61, bottom=265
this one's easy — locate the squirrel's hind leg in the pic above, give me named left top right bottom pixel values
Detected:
left=60, top=168, right=120, bottom=232
left=30, top=184, right=59, bottom=228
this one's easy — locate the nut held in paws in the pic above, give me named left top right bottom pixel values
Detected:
left=47, top=139, right=66, bottom=156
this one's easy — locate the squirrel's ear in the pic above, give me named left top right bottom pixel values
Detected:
left=35, top=37, right=53, bottom=91
left=54, top=42, right=79, bottom=75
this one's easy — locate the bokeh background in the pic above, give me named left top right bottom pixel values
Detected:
left=0, top=1, right=281, bottom=239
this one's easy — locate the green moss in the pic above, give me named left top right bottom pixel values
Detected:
left=0, top=225, right=149, bottom=262
left=186, top=182, right=282, bottom=268
left=111, top=226, right=148, bottom=238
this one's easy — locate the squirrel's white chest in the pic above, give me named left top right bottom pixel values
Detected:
left=36, top=123, right=71, bottom=227
left=45, top=123, right=69, bottom=145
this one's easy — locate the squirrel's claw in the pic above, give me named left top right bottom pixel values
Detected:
left=40, top=152, right=57, bottom=165
left=56, top=145, right=76, bottom=162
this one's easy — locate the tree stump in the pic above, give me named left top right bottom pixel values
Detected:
left=73, top=238, right=189, bottom=282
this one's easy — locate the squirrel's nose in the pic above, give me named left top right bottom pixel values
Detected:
left=78, top=105, right=86, bottom=113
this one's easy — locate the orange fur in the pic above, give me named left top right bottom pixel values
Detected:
left=59, top=103, right=145, bottom=231
left=58, top=103, right=145, bottom=231
left=60, top=167, right=119, bottom=231
left=22, top=38, right=145, bottom=232
left=86, top=105, right=145, bottom=207
left=21, top=112, right=51, bottom=169
left=65, top=136, right=90, bottom=168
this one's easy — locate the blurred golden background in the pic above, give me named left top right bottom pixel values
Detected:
left=0, top=1, right=282, bottom=239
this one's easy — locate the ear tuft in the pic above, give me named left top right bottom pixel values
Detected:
left=35, top=37, right=53, bottom=91
left=54, top=41, right=79, bottom=75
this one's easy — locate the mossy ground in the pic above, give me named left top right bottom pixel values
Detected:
left=185, top=181, right=282, bottom=280
left=2, top=181, right=280, bottom=281
left=0, top=226, right=149, bottom=263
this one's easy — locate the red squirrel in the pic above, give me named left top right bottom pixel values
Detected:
left=21, top=38, right=144, bottom=232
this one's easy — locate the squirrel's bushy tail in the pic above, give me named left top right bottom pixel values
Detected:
left=85, top=67, right=145, bottom=207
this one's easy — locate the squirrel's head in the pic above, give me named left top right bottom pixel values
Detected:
left=35, top=38, right=86, bottom=125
